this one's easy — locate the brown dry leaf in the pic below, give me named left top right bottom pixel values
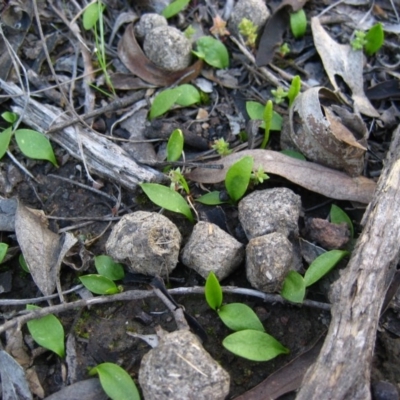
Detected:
left=311, top=17, right=379, bottom=118
left=186, top=150, right=376, bottom=204
left=210, top=15, right=230, bottom=37
left=255, top=0, right=308, bottom=66
left=109, top=73, right=157, bottom=90
left=25, top=367, right=45, bottom=399
left=5, top=329, right=31, bottom=369
left=118, top=23, right=203, bottom=87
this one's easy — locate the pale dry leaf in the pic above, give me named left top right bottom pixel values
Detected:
left=25, top=368, right=45, bottom=399
left=5, top=330, right=31, bottom=369
left=311, top=17, right=379, bottom=118
left=186, top=150, right=376, bottom=204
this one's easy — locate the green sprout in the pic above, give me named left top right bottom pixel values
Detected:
left=184, top=25, right=196, bottom=39
left=169, top=168, right=190, bottom=194
left=250, top=166, right=269, bottom=185
left=271, top=87, right=288, bottom=105
left=351, top=30, right=367, bottom=51
left=238, top=18, right=258, bottom=48
left=212, top=138, right=232, bottom=156
left=351, top=23, right=384, bottom=55
left=279, top=43, right=291, bottom=57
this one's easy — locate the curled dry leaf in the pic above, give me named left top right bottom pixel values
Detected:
left=186, top=150, right=376, bottom=204
left=311, top=17, right=379, bottom=118
left=118, top=23, right=203, bottom=87
left=289, top=87, right=367, bottom=176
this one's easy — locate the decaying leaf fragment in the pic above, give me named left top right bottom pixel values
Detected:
left=186, top=150, right=376, bottom=204
left=311, top=17, right=379, bottom=118
left=289, top=87, right=367, bottom=176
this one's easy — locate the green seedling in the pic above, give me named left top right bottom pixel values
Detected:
left=250, top=166, right=269, bottom=185
left=212, top=138, right=232, bottom=156
left=238, top=18, right=258, bottom=48
left=261, top=100, right=273, bottom=149
left=26, top=305, right=65, bottom=358
left=149, top=84, right=201, bottom=120
left=279, top=42, right=291, bottom=57
left=330, top=204, right=354, bottom=238
left=184, top=25, right=196, bottom=39
left=290, top=9, right=307, bottom=39
left=351, top=23, right=384, bottom=55
left=167, top=129, right=184, bottom=162
left=79, top=274, right=122, bottom=295
left=94, top=255, right=124, bottom=280
left=0, top=112, right=58, bottom=166
left=89, top=362, right=140, bottom=400
left=169, top=168, right=190, bottom=194
left=246, top=101, right=283, bottom=131
left=281, top=249, right=349, bottom=303
left=19, top=253, right=30, bottom=273
left=193, top=36, right=229, bottom=69
left=271, top=87, right=288, bottom=105
left=205, top=272, right=289, bottom=361
left=0, top=243, right=8, bottom=263
left=287, top=75, right=301, bottom=107
left=162, top=0, right=190, bottom=18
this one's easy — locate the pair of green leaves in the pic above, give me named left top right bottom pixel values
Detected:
left=79, top=255, right=124, bottom=295
left=206, top=272, right=289, bottom=362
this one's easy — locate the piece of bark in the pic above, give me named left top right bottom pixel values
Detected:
left=296, top=124, right=400, bottom=399
left=0, top=80, right=166, bottom=190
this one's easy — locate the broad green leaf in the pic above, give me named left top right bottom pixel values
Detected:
left=149, top=89, right=180, bottom=120
left=79, top=274, right=118, bottom=295
left=82, top=1, right=104, bottom=30
left=162, top=0, right=190, bottom=19
left=196, top=191, right=225, bottom=205
left=1, top=111, right=17, bottom=124
left=280, top=149, right=306, bottom=160
left=94, top=255, right=124, bottom=280
left=218, top=303, right=264, bottom=332
left=290, top=9, right=307, bottom=39
left=26, top=305, right=65, bottom=358
left=167, top=129, right=184, bottom=162
left=14, top=129, right=58, bottom=166
left=281, top=270, right=306, bottom=303
left=304, top=250, right=349, bottom=287
left=225, top=156, right=253, bottom=202
left=0, top=127, right=13, bottom=159
left=19, top=253, right=30, bottom=273
left=330, top=204, right=354, bottom=238
left=193, top=36, right=229, bottom=69
left=245, top=101, right=282, bottom=131
left=365, top=23, right=384, bottom=56
left=287, top=75, right=301, bottom=107
left=90, top=362, right=140, bottom=400
left=223, top=330, right=289, bottom=361
left=205, top=271, right=223, bottom=310
left=261, top=100, right=273, bottom=149
left=140, top=183, right=194, bottom=222
left=174, top=84, right=201, bottom=106
left=0, top=243, right=8, bottom=263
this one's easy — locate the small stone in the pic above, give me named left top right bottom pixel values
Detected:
left=105, top=211, right=181, bottom=277
left=371, top=381, right=399, bottom=400
left=135, top=13, right=168, bottom=39
left=181, top=221, right=245, bottom=281
left=139, top=330, right=230, bottom=400
left=246, top=232, right=294, bottom=292
left=238, top=187, right=302, bottom=240
left=143, top=26, right=192, bottom=71
left=305, top=218, right=350, bottom=250
left=228, top=0, right=270, bottom=37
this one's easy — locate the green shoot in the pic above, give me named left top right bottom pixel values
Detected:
left=184, top=25, right=196, bottom=39
left=205, top=271, right=223, bottom=310
left=279, top=43, right=291, bottom=57
left=193, top=36, right=229, bottom=69
left=169, top=168, right=190, bottom=194
left=250, top=166, right=269, bottom=185
left=162, top=0, right=190, bottom=19
left=351, top=30, right=367, bottom=51
left=79, top=274, right=121, bottom=295
left=330, top=204, right=354, bottom=238
left=287, top=75, right=301, bottom=107
left=271, top=87, right=288, bottom=105
left=94, top=255, right=125, bottom=280
left=225, top=156, right=253, bottom=202
left=290, top=9, right=307, bottom=38
left=261, top=100, right=273, bottom=149
left=167, top=129, right=184, bottom=162
left=238, top=18, right=258, bottom=48
left=212, top=138, right=232, bottom=156
left=351, top=23, right=384, bottom=55
left=0, top=243, right=8, bottom=263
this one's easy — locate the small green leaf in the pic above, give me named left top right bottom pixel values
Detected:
left=330, top=204, right=354, bottom=238
left=304, top=250, right=349, bottom=287
left=79, top=274, right=118, bottom=295
left=261, top=100, right=273, bottom=149
left=82, top=1, right=103, bottom=30
left=1, top=111, right=17, bottom=124
left=149, top=89, right=181, bottom=120
left=218, top=303, right=265, bottom=332
left=174, top=84, right=201, bottom=106
left=225, top=156, right=253, bottom=202
left=245, top=101, right=282, bottom=131
left=365, top=23, right=384, bottom=56
left=94, top=255, right=124, bottom=281
left=223, top=330, right=289, bottom=361
left=205, top=271, right=223, bottom=310
left=290, top=9, right=307, bottom=39
left=193, top=36, right=229, bottom=69
left=19, top=253, right=30, bottom=273
left=280, top=149, right=306, bottom=160
left=89, top=363, right=140, bottom=400
left=196, top=191, right=226, bottom=205
left=162, top=0, right=190, bottom=19
left=26, top=305, right=65, bottom=358
left=14, top=129, right=58, bottom=167
left=0, top=243, right=8, bottom=263
left=167, top=129, right=184, bottom=162
left=140, top=183, right=194, bottom=222
left=287, top=75, right=301, bottom=107
left=0, top=127, right=13, bottom=159
left=281, top=270, right=306, bottom=303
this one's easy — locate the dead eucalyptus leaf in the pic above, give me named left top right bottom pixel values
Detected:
left=186, top=150, right=376, bottom=204
left=118, top=23, right=202, bottom=87
left=109, top=72, right=156, bottom=90
left=311, top=17, right=379, bottom=118
left=289, top=87, right=366, bottom=176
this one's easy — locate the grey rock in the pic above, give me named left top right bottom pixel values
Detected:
left=44, top=379, right=107, bottom=400
left=228, top=0, right=270, bottom=37
left=135, top=13, right=168, bottom=39
left=105, top=211, right=181, bottom=277
left=139, top=330, right=230, bottom=400
left=181, top=221, right=244, bottom=280
left=238, top=187, right=301, bottom=240
left=246, top=232, right=294, bottom=292
left=143, top=26, right=192, bottom=71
